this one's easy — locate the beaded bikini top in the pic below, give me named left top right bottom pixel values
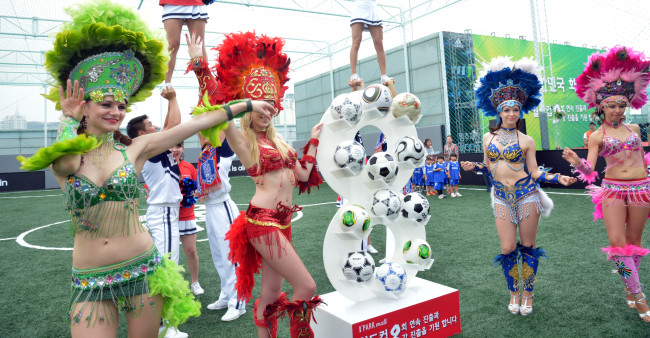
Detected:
left=598, top=124, right=642, bottom=157
left=65, top=144, right=140, bottom=234
left=246, top=135, right=297, bottom=177
left=487, top=129, right=524, bottom=164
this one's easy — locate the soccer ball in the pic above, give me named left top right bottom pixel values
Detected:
left=402, top=239, right=433, bottom=269
left=370, top=189, right=401, bottom=220
left=366, top=152, right=399, bottom=183
left=362, top=84, right=393, bottom=113
left=330, top=94, right=363, bottom=124
left=391, top=93, right=421, bottom=123
left=394, top=136, right=426, bottom=167
left=375, top=262, right=407, bottom=293
left=333, top=140, right=366, bottom=174
left=339, top=204, right=372, bottom=235
left=400, top=192, right=430, bottom=223
left=342, top=251, right=375, bottom=283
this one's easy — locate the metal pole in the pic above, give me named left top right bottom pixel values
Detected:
left=439, top=32, right=450, bottom=137
left=529, top=0, right=550, bottom=150
left=401, top=8, right=410, bottom=93
left=43, top=85, right=47, bottom=147
left=329, top=43, right=335, bottom=101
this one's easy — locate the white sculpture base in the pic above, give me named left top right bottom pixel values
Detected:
left=312, top=278, right=461, bottom=338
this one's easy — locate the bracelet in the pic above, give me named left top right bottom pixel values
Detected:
left=223, top=105, right=234, bottom=121
left=190, top=56, right=203, bottom=68
left=574, top=158, right=592, bottom=175
left=302, top=155, right=316, bottom=164
left=535, top=172, right=560, bottom=184
left=246, top=99, right=253, bottom=113
left=308, top=138, right=319, bottom=147
left=471, top=162, right=488, bottom=174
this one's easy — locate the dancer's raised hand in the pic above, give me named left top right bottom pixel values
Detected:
left=59, top=78, right=85, bottom=121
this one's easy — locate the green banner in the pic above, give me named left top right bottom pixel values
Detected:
left=473, top=34, right=601, bottom=150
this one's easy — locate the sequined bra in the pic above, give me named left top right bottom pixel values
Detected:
left=486, top=133, right=525, bottom=164
left=598, top=124, right=642, bottom=157
left=246, top=137, right=298, bottom=177
left=65, top=145, right=140, bottom=234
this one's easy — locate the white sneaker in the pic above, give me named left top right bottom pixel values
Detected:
left=379, top=258, right=387, bottom=264
left=190, top=282, right=204, bottom=296
left=456, top=193, right=463, bottom=197
left=207, top=299, right=229, bottom=310
left=160, top=327, right=188, bottom=338
left=451, top=193, right=456, bottom=197
left=221, top=308, right=246, bottom=321
left=367, top=245, right=379, bottom=254
left=438, top=195, right=446, bottom=199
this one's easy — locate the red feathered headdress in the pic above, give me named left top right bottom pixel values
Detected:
left=575, top=46, right=650, bottom=109
left=214, top=31, right=290, bottom=112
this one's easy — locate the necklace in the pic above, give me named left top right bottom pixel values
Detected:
left=604, top=120, right=621, bottom=128
left=497, top=127, right=517, bottom=147
left=89, top=133, right=116, bottom=168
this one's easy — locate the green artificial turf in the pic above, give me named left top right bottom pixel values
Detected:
left=2, top=181, right=650, bottom=337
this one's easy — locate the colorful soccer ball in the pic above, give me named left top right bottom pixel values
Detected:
left=400, top=192, right=430, bottom=223
left=366, top=152, right=399, bottom=183
left=402, top=239, right=433, bottom=269
left=362, top=84, right=393, bottom=113
left=333, top=140, right=366, bottom=174
left=375, top=262, right=407, bottom=293
left=342, top=251, right=376, bottom=283
left=339, top=204, right=372, bottom=235
left=330, top=94, right=363, bottom=124
left=394, top=136, right=426, bottom=167
left=391, top=92, right=421, bottom=122
left=370, top=189, right=401, bottom=221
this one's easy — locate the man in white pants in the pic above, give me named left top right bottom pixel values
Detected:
left=202, top=137, right=246, bottom=321
left=126, top=87, right=186, bottom=338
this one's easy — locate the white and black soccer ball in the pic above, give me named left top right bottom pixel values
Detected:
left=362, top=84, right=393, bottom=113
left=391, top=92, right=422, bottom=123
left=333, top=140, right=366, bottom=174
left=330, top=94, right=363, bottom=124
left=402, top=239, right=433, bottom=269
left=394, top=136, right=426, bottom=167
left=367, top=152, right=399, bottom=183
left=339, top=204, right=372, bottom=235
left=342, top=251, right=376, bottom=283
left=375, top=262, right=407, bottom=293
left=370, top=189, right=401, bottom=220
left=400, top=192, right=430, bottom=223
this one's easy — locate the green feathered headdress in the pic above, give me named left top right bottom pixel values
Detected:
left=43, top=0, right=168, bottom=110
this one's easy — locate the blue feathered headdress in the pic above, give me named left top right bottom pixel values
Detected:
left=476, top=57, right=543, bottom=118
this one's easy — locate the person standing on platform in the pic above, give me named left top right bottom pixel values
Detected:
left=461, top=57, right=575, bottom=317
left=160, top=0, right=209, bottom=86
left=563, top=46, right=650, bottom=322
left=349, top=0, right=392, bottom=88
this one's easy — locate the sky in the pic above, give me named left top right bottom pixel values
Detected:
left=0, top=0, right=648, bottom=128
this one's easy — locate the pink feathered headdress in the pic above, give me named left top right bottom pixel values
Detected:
left=575, top=46, right=650, bottom=109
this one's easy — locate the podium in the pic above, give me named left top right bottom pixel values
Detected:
left=312, top=278, right=461, bottom=338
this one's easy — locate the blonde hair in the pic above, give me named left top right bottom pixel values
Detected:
left=240, top=113, right=292, bottom=173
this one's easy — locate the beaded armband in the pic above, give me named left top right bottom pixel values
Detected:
left=535, top=172, right=560, bottom=184
left=57, top=116, right=80, bottom=142
left=472, top=162, right=489, bottom=175
left=572, top=158, right=599, bottom=184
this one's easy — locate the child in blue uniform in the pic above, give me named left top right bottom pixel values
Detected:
left=433, top=154, right=447, bottom=199
left=424, top=156, right=435, bottom=196
left=412, top=165, right=424, bottom=193
left=447, top=154, right=462, bottom=197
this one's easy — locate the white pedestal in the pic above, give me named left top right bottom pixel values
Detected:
left=312, top=278, right=461, bottom=338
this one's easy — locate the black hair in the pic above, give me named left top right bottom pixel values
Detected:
left=126, top=114, right=149, bottom=139
left=436, top=154, right=444, bottom=160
